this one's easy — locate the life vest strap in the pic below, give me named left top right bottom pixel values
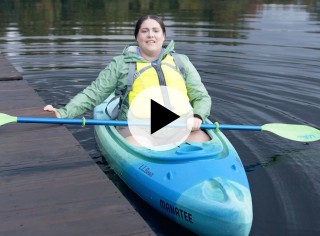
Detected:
left=106, top=52, right=187, bottom=119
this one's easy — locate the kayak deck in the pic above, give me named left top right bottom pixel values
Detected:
left=94, top=99, right=253, bottom=235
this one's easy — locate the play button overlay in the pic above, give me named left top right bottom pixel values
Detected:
left=151, top=99, right=180, bottom=134
left=128, top=86, right=193, bottom=151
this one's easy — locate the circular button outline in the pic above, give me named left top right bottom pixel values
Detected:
left=127, top=86, right=193, bottom=151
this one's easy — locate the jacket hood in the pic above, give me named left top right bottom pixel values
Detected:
left=122, top=40, right=175, bottom=63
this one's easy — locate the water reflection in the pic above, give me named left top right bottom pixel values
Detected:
left=1, top=0, right=318, bottom=37
left=245, top=155, right=283, bottom=172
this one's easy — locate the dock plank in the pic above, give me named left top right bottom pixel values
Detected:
left=0, top=71, right=155, bottom=235
left=0, top=54, right=22, bottom=81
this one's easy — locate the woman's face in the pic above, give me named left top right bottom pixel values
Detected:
left=136, top=18, right=165, bottom=58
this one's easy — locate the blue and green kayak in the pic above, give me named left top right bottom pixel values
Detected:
left=94, top=98, right=253, bottom=235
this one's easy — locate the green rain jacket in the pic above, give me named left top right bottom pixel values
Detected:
left=57, top=40, right=211, bottom=121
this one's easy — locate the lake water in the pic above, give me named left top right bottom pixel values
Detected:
left=1, top=0, right=320, bottom=235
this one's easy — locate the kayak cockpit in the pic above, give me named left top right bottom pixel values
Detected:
left=94, top=98, right=228, bottom=162
left=106, top=124, right=228, bottom=162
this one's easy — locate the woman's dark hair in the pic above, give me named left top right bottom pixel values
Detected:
left=134, top=15, right=166, bottom=39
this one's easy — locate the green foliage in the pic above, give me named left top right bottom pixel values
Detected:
left=1, top=0, right=317, bottom=37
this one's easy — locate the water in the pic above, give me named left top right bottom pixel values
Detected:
left=1, top=0, right=320, bottom=235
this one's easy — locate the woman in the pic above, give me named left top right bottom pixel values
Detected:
left=44, top=15, right=211, bottom=145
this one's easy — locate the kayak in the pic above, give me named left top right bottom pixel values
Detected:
left=93, top=96, right=253, bottom=235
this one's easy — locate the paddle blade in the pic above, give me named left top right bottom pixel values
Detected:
left=262, top=123, right=320, bottom=142
left=0, top=113, right=18, bottom=126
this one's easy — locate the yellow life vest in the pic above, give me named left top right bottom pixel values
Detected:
left=128, top=54, right=190, bottom=118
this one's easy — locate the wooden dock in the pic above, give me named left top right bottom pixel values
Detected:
left=0, top=54, right=155, bottom=236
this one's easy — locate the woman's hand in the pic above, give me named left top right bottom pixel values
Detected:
left=187, top=117, right=202, bottom=131
left=43, top=105, right=61, bottom=118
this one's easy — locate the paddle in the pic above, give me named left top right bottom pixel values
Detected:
left=1, top=113, right=319, bottom=142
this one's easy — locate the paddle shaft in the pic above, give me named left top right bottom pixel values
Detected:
left=17, top=116, right=262, bottom=131
left=17, top=117, right=128, bottom=126
left=201, top=124, right=261, bottom=131
left=3, top=114, right=317, bottom=142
